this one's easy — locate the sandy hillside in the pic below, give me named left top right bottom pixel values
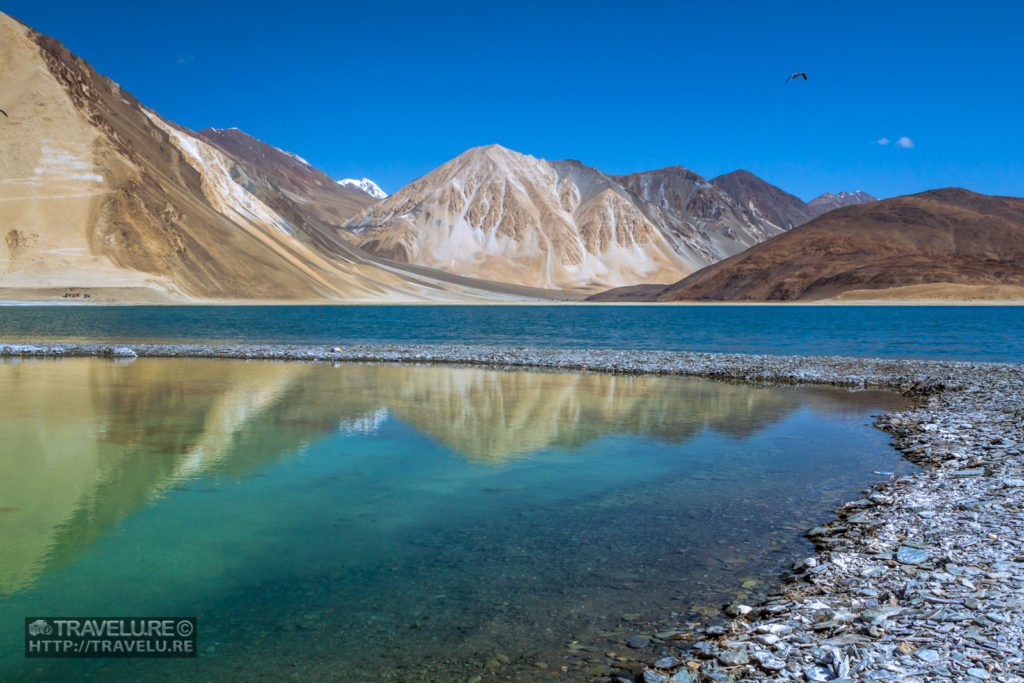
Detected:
left=0, top=13, right=566, bottom=303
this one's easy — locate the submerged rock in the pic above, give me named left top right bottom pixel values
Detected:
left=627, top=636, right=651, bottom=649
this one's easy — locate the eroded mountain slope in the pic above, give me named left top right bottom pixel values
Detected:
left=0, top=12, right=558, bottom=302
left=344, top=146, right=786, bottom=290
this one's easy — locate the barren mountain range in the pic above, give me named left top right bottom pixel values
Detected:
left=343, top=146, right=797, bottom=290
left=592, top=189, right=1024, bottom=302
left=2, top=10, right=1015, bottom=303
left=0, top=12, right=564, bottom=302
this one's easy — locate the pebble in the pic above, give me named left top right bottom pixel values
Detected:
left=896, top=546, right=930, bottom=565
left=952, top=468, right=986, bottom=478
left=751, top=650, right=786, bottom=671
left=804, top=664, right=831, bottom=682
left=717, top=649, right=748, bottom=667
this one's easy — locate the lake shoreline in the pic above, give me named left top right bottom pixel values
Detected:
left=2, top=342, right=1022, bottom=682
left=3, top=299, right=1024, bottom=307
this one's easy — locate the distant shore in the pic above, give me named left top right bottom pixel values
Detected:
left=3, top=282, right=1024, bottom=307
left=2, top=299, right=1024, bottom=307
left=3, top=342, right=1022, bottom=682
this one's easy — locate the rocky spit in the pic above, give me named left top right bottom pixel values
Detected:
left=2, top=341, right=1023, bottom=683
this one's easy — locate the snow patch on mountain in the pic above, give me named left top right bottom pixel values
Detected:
left=282, top=150, right=311, bottom=167
left=807, top=190, right=878, bottom=217
left=338, top=177, right=387, bottom=199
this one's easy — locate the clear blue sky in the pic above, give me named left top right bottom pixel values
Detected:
left=4, top=1, right=1022, bottom=200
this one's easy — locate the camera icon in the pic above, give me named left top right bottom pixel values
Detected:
left=28, top=619, right=53, bottom=636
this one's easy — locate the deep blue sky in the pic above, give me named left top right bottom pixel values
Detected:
left=4, top=1, right=1022, bottom=200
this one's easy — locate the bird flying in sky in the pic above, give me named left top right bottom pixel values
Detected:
left=785, top=73, right=808, bottom=84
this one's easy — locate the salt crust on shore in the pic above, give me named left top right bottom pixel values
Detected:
left=2, top=342, right=1023, bottom=682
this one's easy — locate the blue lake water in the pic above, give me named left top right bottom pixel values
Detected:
left=0, top=358, right=911, bottom=681
left=1, top=304, right=1022, bottom=362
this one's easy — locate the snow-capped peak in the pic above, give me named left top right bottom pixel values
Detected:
left=338, top=177, right=387, bottom=199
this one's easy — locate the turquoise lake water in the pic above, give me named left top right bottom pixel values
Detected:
left=0, top=304, right=1022, bottom=362
left=0, top=357, right=912, bottom=681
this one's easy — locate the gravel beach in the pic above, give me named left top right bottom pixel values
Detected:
left=3, top=341, right=1022, bottom=682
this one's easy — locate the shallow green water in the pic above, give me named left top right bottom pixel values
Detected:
left=0, top=358, right=911, bottom=681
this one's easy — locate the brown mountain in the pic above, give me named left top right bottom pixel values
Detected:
left=608, top=166, right=784, bottom=258
left=637, top=189, right=1024, bottom=301
left=710, top=169, right=814, bottom=229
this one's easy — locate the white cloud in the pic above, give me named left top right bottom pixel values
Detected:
left=876, top=137, right=890, bottom=145
left=896, top=136, right=914, bottom=149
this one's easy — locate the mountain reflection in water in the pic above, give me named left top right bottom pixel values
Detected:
left=0, top=357, right=916, bottom=681
left=0, top=357, right=906, bottom=594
